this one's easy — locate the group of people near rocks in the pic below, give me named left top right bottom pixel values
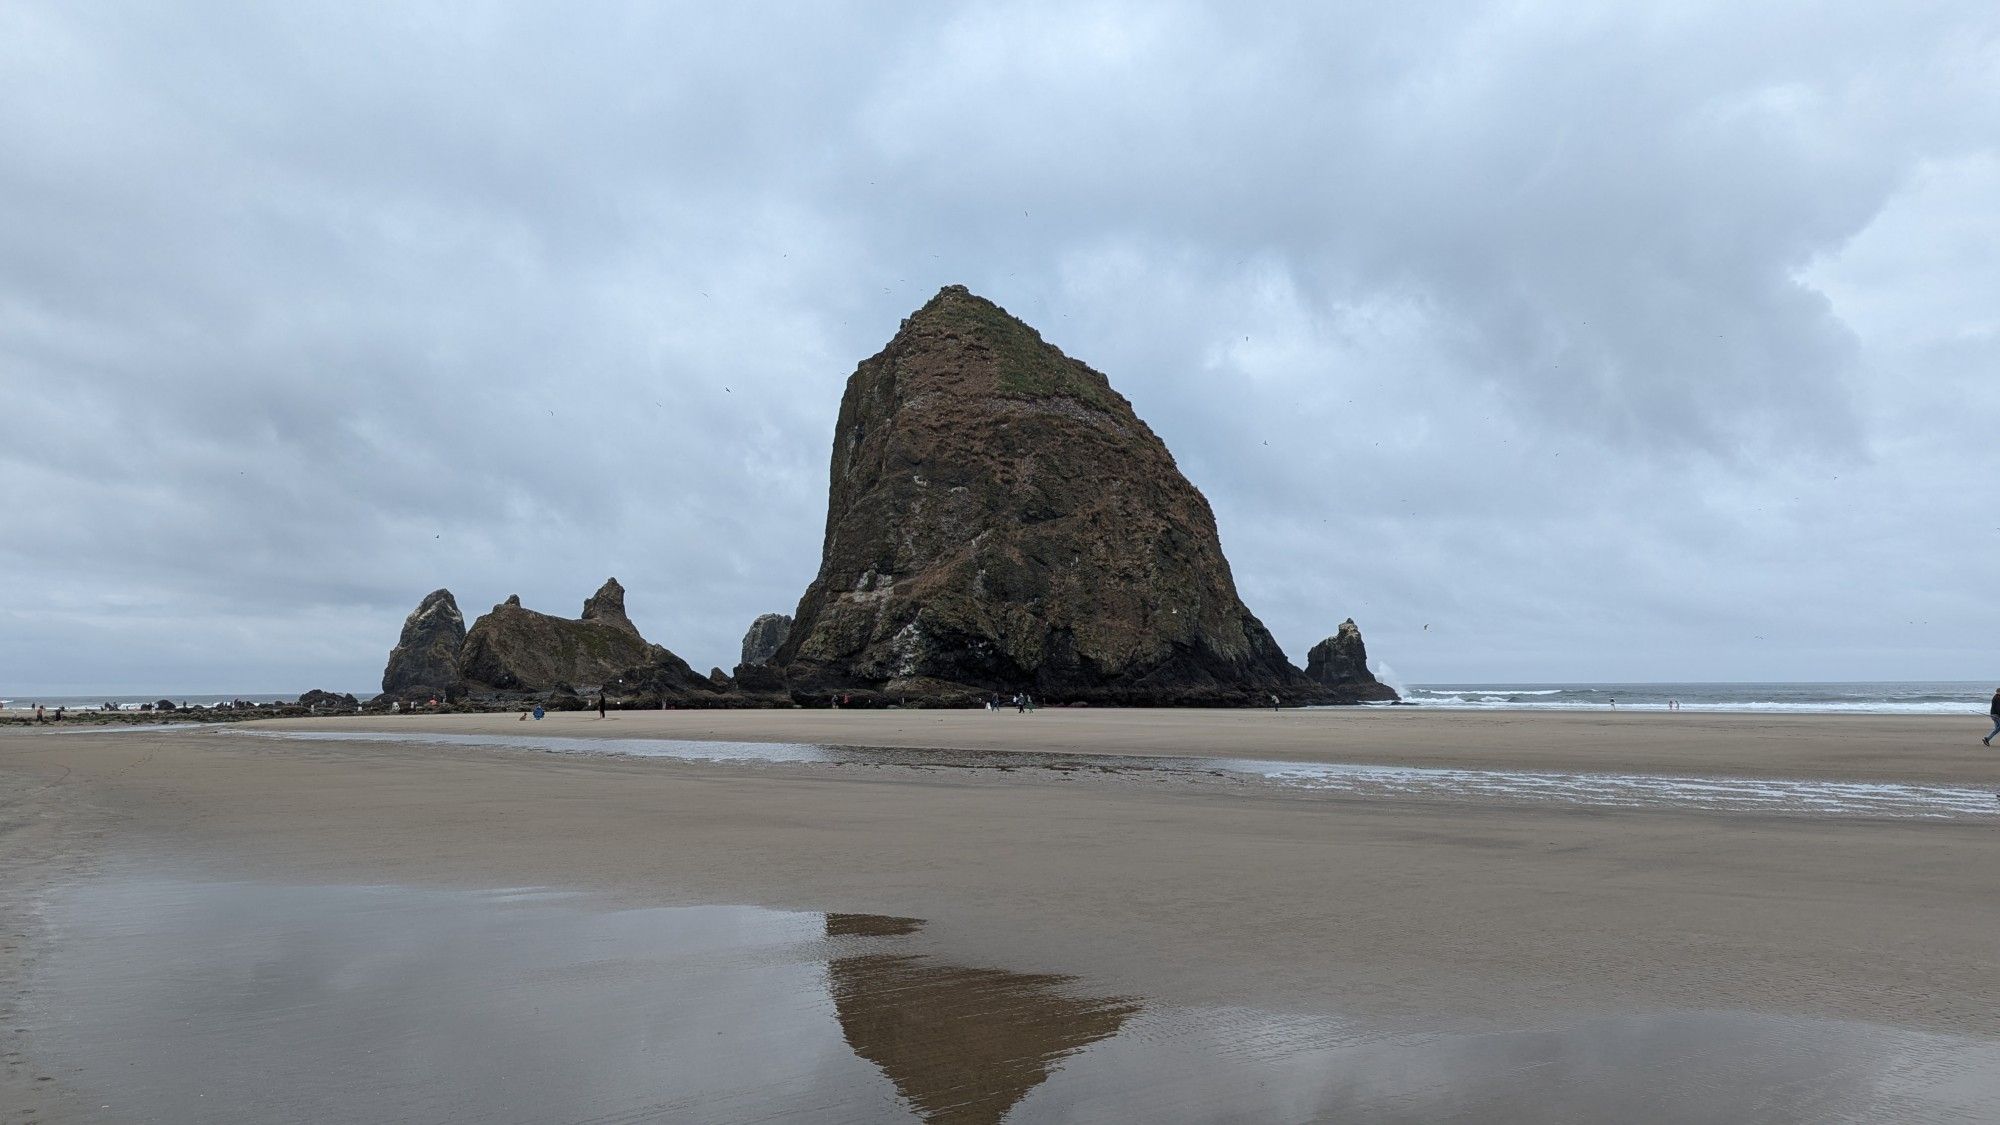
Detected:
left=987, top=693, right=1036, bottom=713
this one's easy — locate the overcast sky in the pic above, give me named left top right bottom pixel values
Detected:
left=3, top=2, right=1996, bottom=695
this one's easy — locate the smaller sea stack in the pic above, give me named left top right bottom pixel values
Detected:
left=1304, top=620, right=1398, bottom=702
left=381, top=589, right=466, bottom=699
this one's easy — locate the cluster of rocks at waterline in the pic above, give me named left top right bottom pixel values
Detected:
left=459, top=580, right=664, bottom=692
left=376, top=286, right=1395, bottom=708
left=375, top=581, right=737, bottom=708
left=0, top=691, right=369, bottom=727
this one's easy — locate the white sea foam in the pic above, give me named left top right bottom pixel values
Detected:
left=1396, top=697, right=1975, bottom=715
left=1218, top=759, right=2000, bottom=819
left=1391, top=682, right=1989, bottom=715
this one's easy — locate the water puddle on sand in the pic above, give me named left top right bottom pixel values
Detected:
left=235, top=729, right=2000, bottom=820
left=20, top=875, right=2000, bottom=1123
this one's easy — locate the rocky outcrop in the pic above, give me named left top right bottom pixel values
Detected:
left=610, top=651, right=732, bottom=707
left=459, top=579, right=669, bottom=693
left=298, top=689, right=360, bottom=712
left=1305, top=619, right=1398, bottom=702
left=774, top=285, right=1323, bottom=705
left=381, top=589, right=467, bottom=699
left=739, top=613, right=793, bottom=667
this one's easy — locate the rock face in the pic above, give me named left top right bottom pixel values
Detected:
left=774, top=285, right=1317, bottom=705
left=459, top=579, right=668, bottom=693
left=381, top=589, right=467, bottom=699
left=581, top=578, right=641, bottom=634
left=1305, top=619, right=1398, bottom=702
left=739, top=613, right=793, bottom=667
left=299, top=689, right=360, bottom=711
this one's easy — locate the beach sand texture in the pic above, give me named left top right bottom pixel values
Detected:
left=4, top=708, right=1998, bottom=1121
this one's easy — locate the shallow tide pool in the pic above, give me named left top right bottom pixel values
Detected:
left=235, top=729, right=2000, bottom=820
left=21, top=874, right=2000, bottom=1123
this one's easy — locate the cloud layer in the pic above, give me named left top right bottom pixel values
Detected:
left=3, top=2, right=1997, bottom=693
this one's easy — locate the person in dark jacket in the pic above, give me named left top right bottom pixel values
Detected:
left=1985, top=688, right=2000, bottom=747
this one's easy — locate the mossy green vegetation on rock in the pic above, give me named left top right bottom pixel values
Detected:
left=458, top=579, right=699, bottom=698
left=919, top=288, right=1119, bottom=410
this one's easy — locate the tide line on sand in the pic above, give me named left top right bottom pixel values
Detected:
left=228, top=729, right=2000, bottom=821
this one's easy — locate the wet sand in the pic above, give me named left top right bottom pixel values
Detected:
left=260, top=705, right=2000, bottom=782
left=5, top=710, right=2000, bottom=1120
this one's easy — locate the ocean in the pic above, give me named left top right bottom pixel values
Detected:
left=1391, top=681, right=1994, bottom=715
left=0, top=693, right=355, bottom=712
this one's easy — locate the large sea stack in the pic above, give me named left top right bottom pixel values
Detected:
left=774, top=285, right=1334, bottom=705
left=381, top=589, right=466, bottom=700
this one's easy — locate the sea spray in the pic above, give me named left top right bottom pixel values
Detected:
left=1371, top=661, right=1410, bottom=698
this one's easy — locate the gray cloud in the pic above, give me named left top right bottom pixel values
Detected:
left=2, top=1, right=1996, bottom=693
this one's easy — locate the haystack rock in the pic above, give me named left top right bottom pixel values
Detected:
left=774, top=285, right=1325, bottom=705
left=459, top=579, right=675, bottom=693
left=1305, top=619, right=1398, bottom=702
left=739, top=613, right=793, bottom=667
left=381, top=588, right=466, bottom=699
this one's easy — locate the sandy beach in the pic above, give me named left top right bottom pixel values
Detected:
left=5, top=708, right=1999, bottom=1121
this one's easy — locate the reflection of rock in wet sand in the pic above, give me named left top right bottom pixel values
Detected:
left=826, top=927, right=1138, bottom=1125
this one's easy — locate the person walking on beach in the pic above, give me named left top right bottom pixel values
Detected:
left=1985, top=687, right=2000, bottom=747
left=596, top=690, right=607, bottom=720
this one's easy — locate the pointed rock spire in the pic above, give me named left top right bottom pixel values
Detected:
left=581, top=577, right=638, bottom=635
left=381, top=589, right=466, bottom=698
left=1305, top=619, right=1397, bottom=701
left=740, top=613, right=793, bottom=667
